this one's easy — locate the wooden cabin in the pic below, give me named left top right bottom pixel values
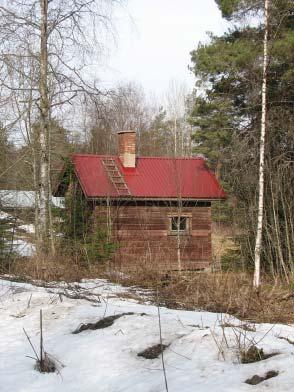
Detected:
left=55, top=131, right=226, bottom=271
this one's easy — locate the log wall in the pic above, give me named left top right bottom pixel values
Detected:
left=93, top=202, right=212, bottom=271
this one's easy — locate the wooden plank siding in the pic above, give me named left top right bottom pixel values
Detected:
left=93, top=203, right=212, bottom=271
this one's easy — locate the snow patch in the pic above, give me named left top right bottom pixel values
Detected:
left=0, top=278, right=293, bottom=392
left=18, top=224, right=35, bottom=234
left=11, top=239, right=35, bottom=256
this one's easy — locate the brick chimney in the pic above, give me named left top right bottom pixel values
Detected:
left=118, top=130, right=136, bottom=168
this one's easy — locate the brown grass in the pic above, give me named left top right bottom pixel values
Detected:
left=114, top=269, right=294, bottom=325
left=137, top=344, right=168, bottom=359
left=8, top=253, right=107, bottom=283
left=5, top=253, right=294, bottom=325
left=211, top=223, right=238, bottom=263
left=240, top=345, right=279, bottom=364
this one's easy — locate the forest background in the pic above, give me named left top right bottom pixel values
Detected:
left=0, top=0, right=293, bottom=291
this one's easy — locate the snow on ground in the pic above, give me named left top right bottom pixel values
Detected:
left=0, top=278, right=294, bottom=392
left=11, top=239, right=36, bottom=257
left=18, top=224, right=35, bottom=234
left=0, top=210, right=36, bottom=256
left=0, top=211, right=11, bottom=220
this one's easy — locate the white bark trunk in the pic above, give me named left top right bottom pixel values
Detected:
left=177, top=216, right=182, bottom=272
left=253, top=0, right=269, bottom=288
left=38, top=0, right=51, bottom=253
left=33, top=145, right=40, bottom=242
left=174, top=117, right=177, bottom=156
left=176, top=200, right=183, bottom=273
left=189, top=125, right=192, bottom=157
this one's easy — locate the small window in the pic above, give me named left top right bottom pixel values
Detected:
left=170, top=216, right=189, bottom=234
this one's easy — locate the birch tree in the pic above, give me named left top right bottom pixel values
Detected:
left=39, top=0, right=51, bottom=252
left=0, top=0, right=121, bottom=254
left=165, top=80, right=189, bottom=157
left=253, top=0, right=269, bottom=288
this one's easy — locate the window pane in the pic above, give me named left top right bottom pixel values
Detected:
left=179, top=217, right=187, bottom=231
left=171, top=216, right=187, bottom=231
left=171, top=217, right=178, bottom=231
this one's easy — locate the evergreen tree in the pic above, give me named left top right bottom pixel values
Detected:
left=0, top=211, right=16, bottom=273
left=189, top=0, right=294, bottom=273
left=0, top=124, right=14, bottom=189
left=57, top=162, right=117, bottom=264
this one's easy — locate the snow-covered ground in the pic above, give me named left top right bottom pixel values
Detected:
left=11, top=239, right=35, bottom=257
left=18, top=224, right=35, bottom=234
left=0, top=278, right=294, bottom=392
left=0, top=210, right=36, bottom=256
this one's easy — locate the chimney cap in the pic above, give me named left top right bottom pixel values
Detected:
left=117, top=130, right=136, bottom=135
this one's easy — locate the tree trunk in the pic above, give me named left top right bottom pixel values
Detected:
left=174, top=117, right=177, bottom=156
left=33, top=143, right=40, bottom=243
left=215, top=159, right=222, bottom=182
left=253, top=0, right=269, bottom=288
left=176, top=215, right=182, bottom=272
left=38, top=0, right=52, bottom=254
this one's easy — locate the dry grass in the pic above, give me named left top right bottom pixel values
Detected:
left=240, top=345, right=278, bottom=364
left=5, top=253, right=294, bottom=325
left=137, top=344, right=168, bottom=359
left=114, top=270, right=294, bottom=325
left=160, top=273, right=294, bottom=324
left=35, top=353, right=56, bottom=373
left=8, top=253, right=107, bottom=283
left=211, top=223, right=238, bottom=263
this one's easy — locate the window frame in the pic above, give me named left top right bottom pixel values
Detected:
left=167, top=213, right=192, bottom=236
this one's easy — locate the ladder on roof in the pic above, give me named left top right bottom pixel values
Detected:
left=102, top=158, right=131, bottom=197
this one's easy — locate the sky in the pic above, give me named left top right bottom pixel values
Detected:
left=98, top=0, right=229, bottom=96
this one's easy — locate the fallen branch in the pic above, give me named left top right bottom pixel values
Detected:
left=72, top=312, right=135, bottom=334
left=277, top=336, right=294, bottom=345
left=51, top=290, right=101, bottom=304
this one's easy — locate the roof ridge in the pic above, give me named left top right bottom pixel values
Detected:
left=72, top=153, right=116, bottom=158
left=137, top=156, right=204, bottom=160
left=73, top=153, right=204, bottom=161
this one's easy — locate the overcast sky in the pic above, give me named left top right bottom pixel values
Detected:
left=97, top=0, right=229, bottom=96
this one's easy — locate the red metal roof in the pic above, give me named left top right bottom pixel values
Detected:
left=72, top=154, right=226, bottom=200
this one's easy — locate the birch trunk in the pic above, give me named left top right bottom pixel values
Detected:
left=189, top=125, right=192, bottom=157
left=174, top=117, right=177, bottom=157
left=38, top=0, right=51, bottom=254
left=177, top=215, right=182, bottom=273
left=33, top=144, right=40, bottom=243
left=253, top=0, right=269, bottom=288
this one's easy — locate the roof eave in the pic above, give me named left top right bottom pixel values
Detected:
left=85, top=196, right=226, bottom=202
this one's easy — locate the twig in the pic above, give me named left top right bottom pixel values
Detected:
left=51, top=290, right=100, bottom=303
left=157, top=289, right=169, bottom=392
left=40, top=309, right=43, bottom=367
left=278, top=336, right=294, bottom=345
left=210, top=328, right=226, bottom=361
left=27, top=293, right=32, bottom=308
left=23, top=327, right=39, bottom=361
left=26, top=355, right=38, bottom=361
left=168, top=347, right=192, bottom=361
left=102, top=296, right=109, bottom=318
